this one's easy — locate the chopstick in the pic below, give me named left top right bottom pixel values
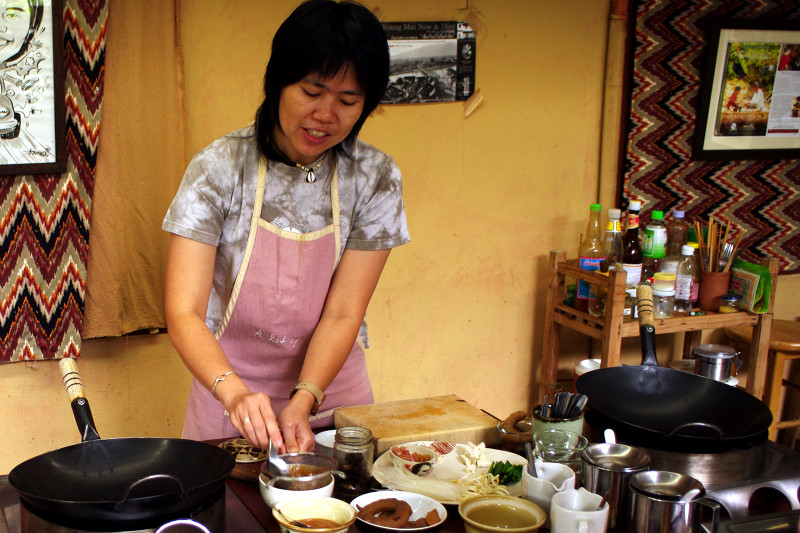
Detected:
left=693, top=217, right=745, bottom=273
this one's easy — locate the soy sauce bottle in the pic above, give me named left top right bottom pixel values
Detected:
left=621, top=201, right=643, bottom=288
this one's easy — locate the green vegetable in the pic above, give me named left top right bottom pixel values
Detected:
left=488, top=460, right=523, bottom=485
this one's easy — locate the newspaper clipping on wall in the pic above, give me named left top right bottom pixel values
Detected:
left=381, top=21, right=476, bottom=104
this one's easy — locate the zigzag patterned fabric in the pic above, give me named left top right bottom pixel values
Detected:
left=0, top=0, right=106, bottom=362
left=624, top=0, right=800, bottom=274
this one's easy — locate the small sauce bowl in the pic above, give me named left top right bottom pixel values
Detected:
left=390, top=444, right=435, bottom=476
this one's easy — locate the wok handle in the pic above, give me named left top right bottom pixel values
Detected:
left=667, top=422, right=724, bottom=439
left=59, top=358, right=101, bottom=442
left=636, top=284, right=658, bottom=367
left=115, top=474, right=188, bottom=511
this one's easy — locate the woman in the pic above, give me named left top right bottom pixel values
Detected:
left=163, top=0, right=409, bottom=454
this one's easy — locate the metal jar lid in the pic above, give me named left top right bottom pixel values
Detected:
left=692, top=344, right=737, bottom=361
left=580, top=443, right=650, bottom=471
left=629, top=470, right=704, bottom=501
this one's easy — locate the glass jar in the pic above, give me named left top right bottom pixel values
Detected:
left=652, top=288, right=675, bottom=318
left=333, top=426, right=373, bottom=500
left=623, top=288, right=636, bottom=322
left=718, top=293, right=742, bottom=314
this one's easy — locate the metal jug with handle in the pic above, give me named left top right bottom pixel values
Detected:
left=628, top=470, right=720, bottom=533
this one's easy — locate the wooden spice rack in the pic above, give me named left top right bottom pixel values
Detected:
left=538, top=250, right=779, bottom=401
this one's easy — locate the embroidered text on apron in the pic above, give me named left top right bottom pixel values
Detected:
left=183, top=157, right=373, bottom=441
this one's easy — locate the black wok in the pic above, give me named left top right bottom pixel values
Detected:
left=575, top=285, right=772, bottom=453
left=8, top=359, right=235, bottom=523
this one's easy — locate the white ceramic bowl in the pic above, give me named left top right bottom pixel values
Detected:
left=350, top=490, right=447, bottom=531
left=259, top=472, right=334, bottom=509
left=315, top=429, right=336, bottom=456
left=458, top=494, right=546, bottom=533
left=272, top=497, right=356, bottom=533
left=389, top=444, right=435, bottom=476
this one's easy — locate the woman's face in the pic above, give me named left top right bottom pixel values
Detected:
left=0, top=0, right=31, bottom=63
left=272, top=67, right=365, bottom=166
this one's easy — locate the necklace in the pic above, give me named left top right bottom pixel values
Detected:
left=296, top=154, right=326, bottom=183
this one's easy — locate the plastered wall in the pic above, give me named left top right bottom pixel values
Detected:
left=2, top=0, right=799, bottom=474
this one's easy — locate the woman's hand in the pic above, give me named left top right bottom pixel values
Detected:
left=278, top=393, right=317, bottom=453
left=222, top=388, right=282, bottom=452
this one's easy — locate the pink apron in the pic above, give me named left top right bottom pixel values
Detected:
left=183, top=157, right=374, bottom=441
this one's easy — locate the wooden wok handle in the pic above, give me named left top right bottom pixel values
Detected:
left=636, top=284, right=654, bottom=327
left=60, top=357, right=86, bottom=401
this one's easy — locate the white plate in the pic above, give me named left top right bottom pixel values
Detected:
left=350, top=490, right=447, bottom=531
left=371, top=441, right=526, bottom=505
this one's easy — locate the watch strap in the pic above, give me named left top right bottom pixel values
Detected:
left=290, top=381, right=325, bottom=415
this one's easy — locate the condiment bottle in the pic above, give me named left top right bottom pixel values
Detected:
left=623, top=288, right=637, bottom=322
left=603, top=208, right=624, bottom=270
left=588, top=260, right=609, bottom=318
left=333, top=427, right=374, bottom=501
left=621, top=201, right=643, bottom=289
left=642, top=210, right=667, bottom=281
left=576, top=203, right=606, bottom=312
left=675, top=244, right=699, bottom=315
left=666, top=210, right=689, bottom=257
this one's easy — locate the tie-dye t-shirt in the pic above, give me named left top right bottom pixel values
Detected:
left=162, top=124, right=410, bottom=338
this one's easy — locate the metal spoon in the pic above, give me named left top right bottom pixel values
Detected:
left=524, top=441, right=537, bottom=478
left=268, top=439, right=290, bottom=475
left=273, top=506, right=313, bottom=529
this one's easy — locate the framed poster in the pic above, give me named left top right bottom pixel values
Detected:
left=380, top=21, right=475, bottom=104
left=0, top=0, right=65, bottom=176
left=694, top=19, right=800, bottom=160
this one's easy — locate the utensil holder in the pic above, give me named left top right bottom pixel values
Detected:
left=531, top=404, right=585, bottom=436
left=698, top=271, right=730, bottom=311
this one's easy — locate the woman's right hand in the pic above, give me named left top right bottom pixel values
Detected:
left=222, top=386, right=283, bottom=452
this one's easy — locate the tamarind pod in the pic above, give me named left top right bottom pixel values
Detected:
left=500, top=410, right=529, bottom=433
left=357, top=498, right=413, bottom=527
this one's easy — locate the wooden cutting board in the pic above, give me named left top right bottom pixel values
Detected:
left=334, top=395, right=501, bottom=456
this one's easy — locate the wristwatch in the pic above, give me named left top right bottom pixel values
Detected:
left=290, top=381, right=325, bottom=415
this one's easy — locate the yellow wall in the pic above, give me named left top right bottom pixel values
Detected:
left=2, top=0, right=799, bottom=474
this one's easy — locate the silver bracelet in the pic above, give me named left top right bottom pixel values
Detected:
left=211, top=371, right=237, bottom=400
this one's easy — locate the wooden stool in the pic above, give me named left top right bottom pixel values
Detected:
left=726, top=320, right=800, bottom=441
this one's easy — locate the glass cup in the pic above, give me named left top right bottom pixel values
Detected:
left=533, top=429, right=588, bottom=474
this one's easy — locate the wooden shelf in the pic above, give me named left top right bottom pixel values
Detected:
left=538, top=250, right=779, bottom=402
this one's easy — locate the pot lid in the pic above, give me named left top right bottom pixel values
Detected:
left=629, top=470, right=704, bottom=501
left=692, top=344, right=737, bottom=360
left=580, top=443, right=650, bottom=471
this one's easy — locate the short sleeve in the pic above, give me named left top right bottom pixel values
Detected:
left=162, top=149, right=232, bottom=246
left=344, top=153, right=410, bottom=250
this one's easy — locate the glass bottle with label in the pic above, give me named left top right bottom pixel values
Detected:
left=675, top=244, right=699, bottom=315
left=621, top=201, right=643, bottom=288
left=642, top=210, right=667, bottom=282
left=576, top=203, right=606, bottom=312
left=603, top=208, right=624, bottom=270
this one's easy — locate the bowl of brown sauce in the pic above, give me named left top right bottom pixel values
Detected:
left=272, top=497, right=356, bottom=533
left=260, top=452, right=341, bottom=508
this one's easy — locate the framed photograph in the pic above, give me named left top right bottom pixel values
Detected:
left=0, top=0, right=65, bottom=176
left=693, top=19, right=800, bottom=160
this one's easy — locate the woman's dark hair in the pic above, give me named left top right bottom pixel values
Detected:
left=254, top=0, right=389, bottom=161
left=4, top=0, right=45, bottom=66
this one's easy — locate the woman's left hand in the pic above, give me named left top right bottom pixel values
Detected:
left=278, top=398, right=316, bottom=453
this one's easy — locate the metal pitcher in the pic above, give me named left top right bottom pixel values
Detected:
left=628, top=470, right=720, bottom=533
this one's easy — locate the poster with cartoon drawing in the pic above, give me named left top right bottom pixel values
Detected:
left=0, top=0, right=65, bottom=176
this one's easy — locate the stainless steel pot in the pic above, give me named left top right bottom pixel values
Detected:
left=692, top=344, right=741, bottom=382
left=629, top=471, right=720, bottom=533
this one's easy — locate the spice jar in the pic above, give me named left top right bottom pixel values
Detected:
left=623, top=288, right=637, bottom=322
left=652, top=288, right=675, bottom=318
left=333, top=426, right=373, bottom=500
left=718, top=293, right=742, bottom=313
